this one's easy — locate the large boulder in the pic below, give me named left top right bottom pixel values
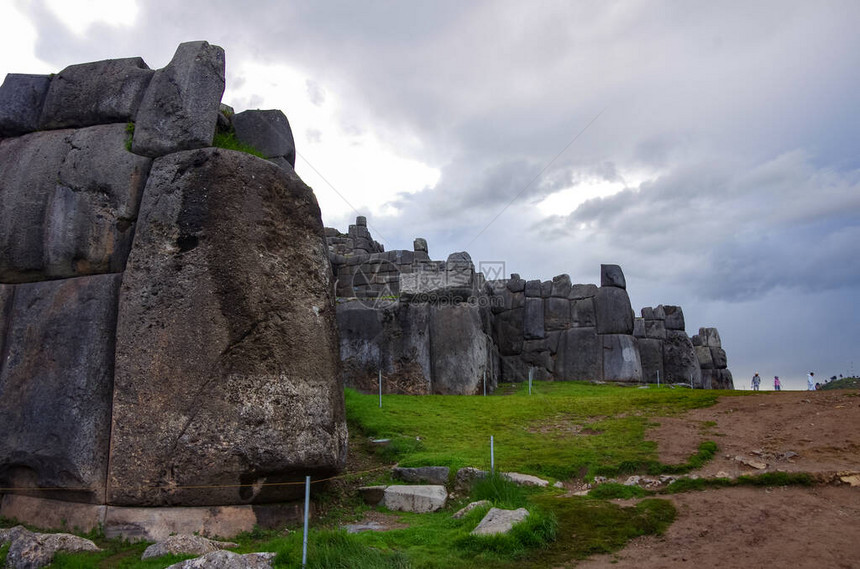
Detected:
left=471, top=507, right=529, bottom=536
left=544, top=297, right=571, bottom=331
left=662, top=329, right=702, bottom=386
left=0, top=126, right=152, bottom=283
left=555, top=327, right=603, bottom=380
left=602, top=335, right=643, bottom=383
left=108, top=148, right=346, bottom=506
left=494, top=307, right=524, bottom=356
left=695, top=345, right=714, bottom=369
left=0, top=74, right=51, bottom=136
left=337, top=301, right=432, bottom=394
left=430, top=303, right=493, bottom=394
left=38, top=58, right=153, bottom=130
left=233, top=109, right=296, bottom=167
left=164, top=551, right=276, bottom=569
left=637, top=338, right=664, bottom=383
left=698, top=327, right=722, bottom=347
left=4, top=527, right=100, bottom=569
left=381, top=485, right=447, bottom=513
left=133, top=42, right=225, bottom=157
left=570, top=297, right=596, bottom=327
left=711, top=347, right=728, bottom=369
left=0, top=275, right=121, bottom=504
left=594, top=286, right=634, bottom=334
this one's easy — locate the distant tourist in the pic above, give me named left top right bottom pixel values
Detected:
left=774, top=376, right=781, bottom=391
left=751, top=373, right=761, bottom=391
left=807, top=371, right=815, bottom=391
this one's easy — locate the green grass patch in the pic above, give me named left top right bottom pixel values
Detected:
left=469, top=473, right=529, bottom=509
left=513, top=496, right=675, bottom=567
left=212, top=131, right=266, bottom=158
left=347, top=382, right=726, bottom=481
left=587, top=482, right=648, bottom=500
left=124, top=122, right=134, bottom=151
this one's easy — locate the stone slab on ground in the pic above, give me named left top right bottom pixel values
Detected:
left=470, top=507, right=530, bottom=536
left=164, top=551, right=276, bottom=569
left=453, top=500, right=491, bottom=519
left=381, top=485, right=448, bottom=513
left=503, top=472, right=549, bottom=487
left=2, top=526, right=100, bottom=569
left=392, top=466, right=450, bottom=485
left=142, top=535, right=239, bottom=560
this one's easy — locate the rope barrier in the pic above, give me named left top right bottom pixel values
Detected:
left=0, top=465, right=392, bottom=493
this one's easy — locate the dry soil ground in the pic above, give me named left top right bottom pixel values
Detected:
left=576, top=390, right=860, bottom=569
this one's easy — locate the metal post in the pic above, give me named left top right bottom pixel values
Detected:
left=528, top=367, right=533, bottom=395
left=690, top=374, right=694, bottom=389
left=483, top=370, right=487, bottom=396
left=301, top=475, right=310, bottom=567
left=657, top=370, right=660, bottom=387
left=378, top=369, right=382, bottom=408
left=490, top=436, right=495, bottom=475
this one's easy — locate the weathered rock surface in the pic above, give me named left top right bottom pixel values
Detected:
left=453, top=500, right=491, bottom=519
left=233, top=109, right=296, bottom=167
left=109, top=148, right=346, bottom=506
left=0, top=275, right=121, bottom=503
left=430, top=303, right=492, bottom=394
left=637, top=338, right=664, bottom=383
left=133, top=42, right=225, bottom=157
left=39, top=58, right=153, bottom=129
left=594, top=286, right=634, bottom=334
left=455, top=467, right=489, bottom=491
left=142, top=535, right=238, bottom=560
left=381, top=485, right=447, bottom=513
left=662, top=305, right=686, bottom=331
left=164, top=551, right=276, bottom=569
left=0, top=125, right=151, bottom=282
left=600, top=264, right=626, bottom=289
left=3, top=526, right=100, bottom=569
left=663, top=329, right=702, bottom=386
left=471, top=507, right=529, bottom=536
left=392, top=466, right=450, bottom=485
left=503, top=472, right=549, bottom=487
left=0, top=74, right=51, bottom=136
left=555, top=327, right=603, bottom=380
left=602, top=334, right=643, bottom=383
left=524, top=297, right=546, bottom=339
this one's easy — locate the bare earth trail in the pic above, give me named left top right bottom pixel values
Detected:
left=575, top=390, right=860, bottom=569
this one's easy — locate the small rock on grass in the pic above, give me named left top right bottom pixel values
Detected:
left=164, top=551, right=276, bottom=569
left=453, top=500, right=491, bottom=519
left=471, top=508, right=530, bottom=536
left=142, top=535, right=239, bottom=560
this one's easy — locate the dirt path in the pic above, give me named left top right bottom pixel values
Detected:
left=576, top=390, right=860, bottom=568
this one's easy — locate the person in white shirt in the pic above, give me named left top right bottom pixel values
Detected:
left=807, top=371, right=815, bottom=390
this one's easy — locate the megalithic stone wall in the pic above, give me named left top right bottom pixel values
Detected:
left=327, top=221, right=730, bottom=390
left=0, top=42, right=347, bottom=534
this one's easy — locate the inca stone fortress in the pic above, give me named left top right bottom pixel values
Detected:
left=0, top=42, right=732, bottom=538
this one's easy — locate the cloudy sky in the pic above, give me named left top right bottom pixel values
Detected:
left=3, top=0, right=858, bottom=390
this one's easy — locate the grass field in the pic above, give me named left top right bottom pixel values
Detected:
left=3, top=381, right=753, bottom=569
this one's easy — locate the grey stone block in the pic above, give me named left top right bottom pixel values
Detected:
left=662, top=305, right=685, bottom=331
left=525, top=280, right=542, bottom=297
left=568, top=283, right=598, bottom=299
left=524, top=297, right=545, bottom=339
left=633, top=317, right=646, bottom=338
left=471, top=507, right=529, bottom=536
left=0, top=74, right=51, bottom=136
left=430, top=304, right=492, bottom=394
left=506, top=276, right=525, bottom=293
left=645, top=319, right=667, bottom=340
left=698, top=327, right=722, bottom=348
left=413, top=238, right=428, bottom=253
left=544, top=297, right=571, bottom=331
left=0, top=125, right=151, bottom=282
left=551, top=274, right=572, bottom=297
left=637, top=338, right=664, bottom=383
left=594, top=287, right=634, bottom=335
left=662, top=329, right=702, bottom=386
left=710, top=347, right=728, bottom=369
left=382, top=485, right=447, bottom=513
left=233, top=109, right=296, bottom=164
left=39, top=58, right=153, bottom=129
left=392, top=466, right=450, bottom=485
left=555, top=327, right=602, bottom=381
left=602, top=334, right=642, bottom=383
left=109, top=149, right=346, bottom=506
left=570, top=297, right=596, bottom=328
left=133, top=42, right=225, bottom=157
left=0, top=274, right=121, bottom=504
left=600, top=264, right=626, bottom=289
left=695, top=345, right=714, bottom=369
left=540, top=280, right=553, bottom=298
